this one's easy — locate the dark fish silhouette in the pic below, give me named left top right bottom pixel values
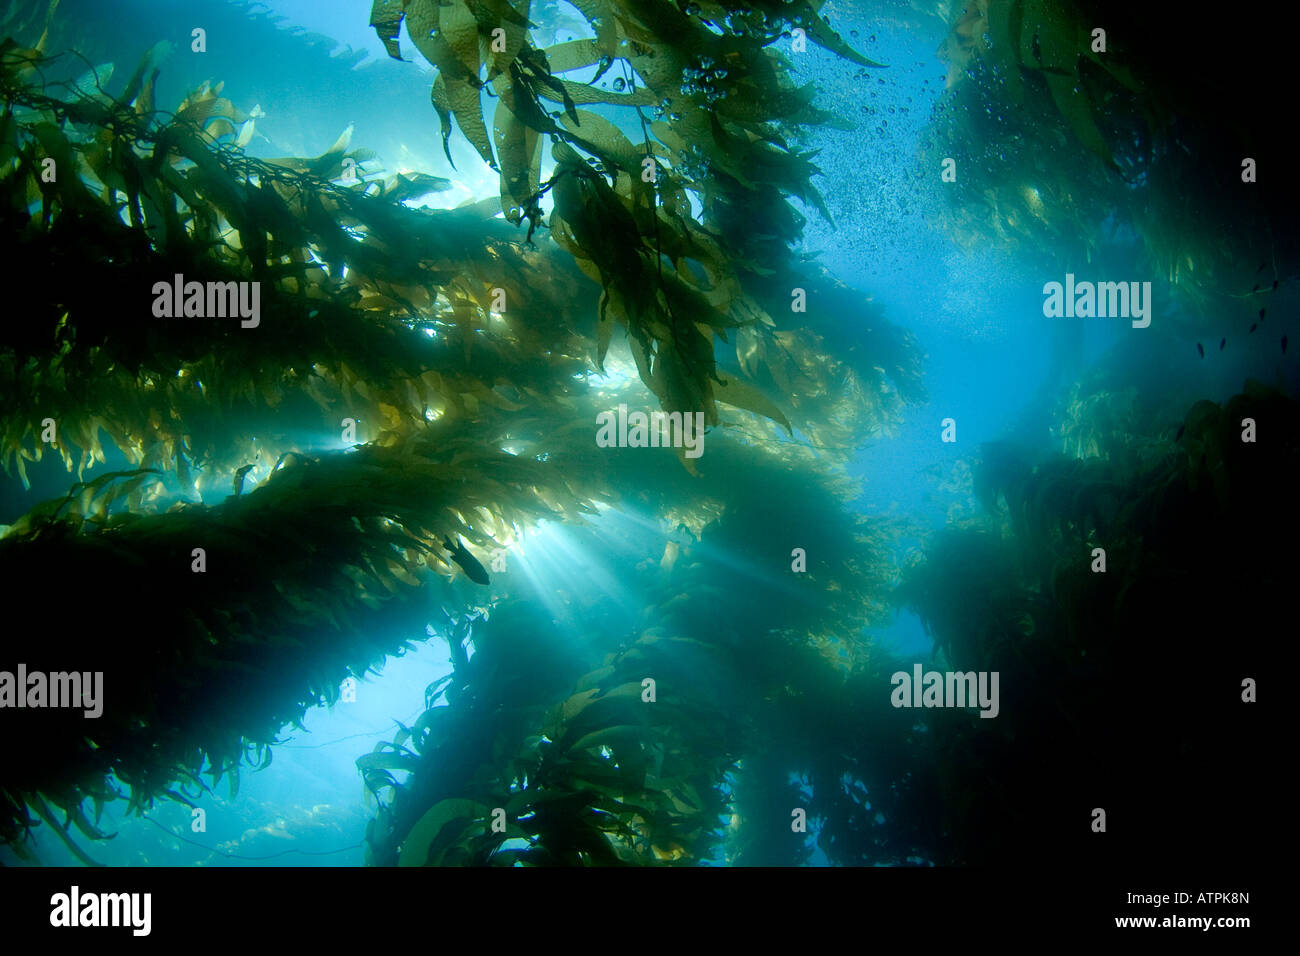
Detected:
left=1251, top=283, right=1259, bottom=293
left=1219, top=338, right=1226, bottom=351
left=444, top=536, right=490, bottom=585
left=1273, top=280, right=1279, bottom=292
left=1260, top=308, right=1266, bottom=320
left=1249, top=323, right=1257, bottom=333
left=1283, top=336, right=1289, bottom=355
left=1196, top=342, right=1204, bottom=358
left=1175, top=424, right=1185, bottom=440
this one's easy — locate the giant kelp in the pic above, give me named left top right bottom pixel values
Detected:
left=363, top=433, right=903, bottom=866
left=0, top=1, right=921, bottom=862
left=371, top=0, right=925, bottom=451
left=710, top=384, right=1288, bottom=867
left=364, top=607, right=741, bottom=866
left=920, top=0, right=1300, bottom=332
left=887, top=383, right=1290, bottom=865
left=0, top=38, right=604, bottom=491
left=2, top=1, right=922, bottom=493
left=0, top=425, right=608, bottom=851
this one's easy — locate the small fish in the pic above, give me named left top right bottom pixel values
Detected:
left=233, top=464, right=255, bottom=496
left=1272, top=280, right=1279, bottom=291
left=1249, top=323, right=1257, bottom=333
left=1260, top=308, right=1266, bottom=320
left=1251, top=283, right=1259, bottom=293
left=1175, top=424, right=1185, bottom=440
left=1219, top=338, right=1226, bottom=351
left=1283, top=336, right=1289, bottom=355
left=1257, top=261, right=1266, bottom=273
left=444, top=536, right=490, bottom=585
left=1196, top=342, right=1204, bottom=358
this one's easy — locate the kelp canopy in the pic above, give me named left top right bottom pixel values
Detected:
left=0, top=0, right=921, bottom=860
left=894, top=382, right=1288, bottom=864
left=919, top=0, right=1300, bottom=334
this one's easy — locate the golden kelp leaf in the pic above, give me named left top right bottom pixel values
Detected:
left=448, top=77, right=497, bottom=169
left=369, top=0, right=405, bottom=59
left=310, top=125, right=355, bottom=178
left=431, top=74, right=456, bottom=166
left=566, top=0, right=619, bottom=52
left=479, top=0, right=531, bottom=79
left=559, top=681, right=644, bottom=722
left=84, top=469, right=163, bottom=519
left=262, top=125, right=354, bottom=178
left=174, top=81, right=243, bottom=137
left=660, top=539, right=679, bottom=573
left=626, top=333, right=658, bottom=399
left=646, top=119, right=686, bottom=155
left=567, top=723, right=651, bottom=755
left=31, top=122, right=77, bottom=186
left=382, top=171, right=454, bottom=203
left=560, top=110, right=642, bottom=176
left=120, top=40, right=170, bottom=108
left=651, top=842, right=687, bottom=861
left=541, top=78, right=658, bottom=108
left=453, top=299, right=478, bottom=361
left=404, top=0, right=472, bottom=84
left=358, top=293, right=400, bottom=310
left=470, top=0, right=531, bottom=28
left=1044, top=72, right=1114, bottom=167
left=437, top=0, right=483, bottom=81
left=398, top=798, right=486, bottom=866
left=573, top=664, right=617, bottom=692
left=357, top=750, right=419, bottom=774
left=495, top=102, right=540, bottom=222
left=542, top=39, right=605, bottom=74
left=34, top=0, right=60, bottom=56
left=596, top=310, right=614, bottom=372
left=674, top=444, right=700, bottom=476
